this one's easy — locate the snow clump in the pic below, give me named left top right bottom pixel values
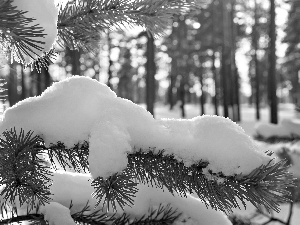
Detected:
left=0, top=76, right=271, bottom=178
left=255, top=118, right=300, bottom=139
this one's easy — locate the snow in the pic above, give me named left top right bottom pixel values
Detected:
left=49, top=171, right=232, bottom=225
left=40, top=202, right=76, bottom=225
left=11, top=0, right=58, bottom=64
left=0, top=76, right=271, bottom=179
left=255, top=118, right=300, bottom=138
left=153, top=103, right=300, bottom=225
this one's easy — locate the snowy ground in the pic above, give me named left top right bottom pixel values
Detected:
left=152, top=102, right=300, bottom=225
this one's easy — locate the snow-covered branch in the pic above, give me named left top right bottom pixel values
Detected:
left=0, top=76, right=295, bottom=225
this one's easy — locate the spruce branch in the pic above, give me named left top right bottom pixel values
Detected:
left=0, top=128, right=52, bottom=209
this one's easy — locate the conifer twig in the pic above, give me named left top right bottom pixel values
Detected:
left=0, top=0, right=47, bottom=67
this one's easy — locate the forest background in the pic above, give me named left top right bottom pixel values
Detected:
left=0, top=0, right=299, bottom=125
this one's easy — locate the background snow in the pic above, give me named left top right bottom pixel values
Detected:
left=255, top=118, right=300, bottom=138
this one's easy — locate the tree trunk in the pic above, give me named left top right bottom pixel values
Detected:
left=20, top=67, right=26, bottom=100
left=230, top=0, right=239, bottom=122
left=179, top=78, right=186, bottom=118
left=168, top=58, right=177, bottom=110
left=7, top=63, right=19, bottom=106
left=211, top=0, right=218, bottom=116
left=253, top=0, right=260, bottom=120
left=36, top=69, right=42, bottom=96
left=268, top=0, right=278, bottom=124
left=199, top=66, right=205, bottom=115
left=221, top=0, right=229, bottom=118
left=66, top=47, right=81, bottom=76
left=146, top=34, right=156, bottom=116
left=107, top=32, right=113, bottom=88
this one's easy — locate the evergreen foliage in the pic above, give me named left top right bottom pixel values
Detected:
left=0, top=129, right=295, bottom=224
left=0, top=0, right=207, bottom=68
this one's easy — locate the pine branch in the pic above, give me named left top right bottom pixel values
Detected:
left=57, top=0, right=206, bottom=50
left=46, top=141, right=90, bottom=173
left=1, top=0, right=208, bottom=67
left=91, top=173, right=138, bottom=210
left=0, top=129, right=52, bottom=210
left=0, top=200, right=180, bottom=225
left=94, top=148, right=295, bottom=214
left=31, top=48, right=58, bottom=73
left=71, top=201, right=181, bottom=225
left=0, top=0, right=48, bottom=67
left=0, top=130, right=295, bottom=219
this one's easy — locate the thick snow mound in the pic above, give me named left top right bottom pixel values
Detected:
left=255, top=118, right=300, bottom=139
left=0, top=76, right=270, bottom=178
left=11, top=0, right=58, bottom=64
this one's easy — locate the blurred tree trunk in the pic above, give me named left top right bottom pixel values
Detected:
left=211, top=0, right=219, bottom=116
left=107, top=32, right=113, bottom=88
left=230, top=0, right=240, bottom=122
left=44, top=68, right=51, bottom=89
left=179, top=78, right=186, bottom=118
left=20, top=67, right=26, bottom=100
left=268, top=0, right=278, bottom=124
left=221, top=0, right=229, bottom=118
left=146, top=34, right=156, bottom=116
left=199, top=65, right=205, bottom=115
left=168, top=57, right=177, bottom=110
left=168, top=16, right=179, bottom=110
left=253, top=0, right=260, bottom=120
left=36, top=69, right=42, bottom=96
left=7, top=62, right=18, bottom=106
left=66, top=47, right=81, bottom=76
